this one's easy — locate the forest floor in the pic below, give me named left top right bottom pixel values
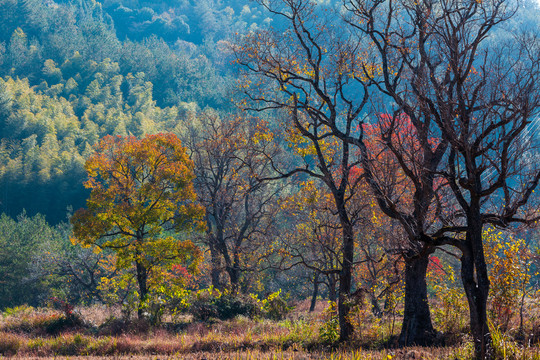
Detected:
left=1, top=301, right=539, bottom=359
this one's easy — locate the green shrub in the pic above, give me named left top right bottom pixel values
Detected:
left=46, top=315, right=77, bottom=335
left=260, top=290, right=291, bottom=321
left=49, top=334, right=91, bottom=356
left=319, top=301, right=339, bottom=344
left=188, top=288, right=259, bottom=321
left=188, top=292, right=219, bottom=321
left=84, top=336, right=117, bottom=355
left=2, top=305, right=35, bottom=317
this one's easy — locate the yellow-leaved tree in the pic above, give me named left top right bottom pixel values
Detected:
left=71, top=133, right=205, bottom=319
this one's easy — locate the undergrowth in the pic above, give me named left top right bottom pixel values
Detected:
left=2, top=302, right=540, bottom=359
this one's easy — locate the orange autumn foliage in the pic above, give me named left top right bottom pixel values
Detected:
left=71, top=134, right=205, bottom=315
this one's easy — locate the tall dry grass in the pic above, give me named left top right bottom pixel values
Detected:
left=2, top=302, right=540, bottom=359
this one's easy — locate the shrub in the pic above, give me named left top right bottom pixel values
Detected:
left=84, top=336, right=117, bottom=355
left=260, top=290, right=291, bottom=321
left=429, top=263, right=467, bottom=337
left=2, top=305, right=35, bottom=317
left=214, top=294, right=257, bottom=320
left=0, top=332, right=21, bottom=356
left=97, top=316, right=150, bottom=336
left=44, top=298, right=85, bottom=334
left=188, top=288, right=259, bottom=321
left=98, top=317, right=127, bottom=336
left=48, top=333, right=91, bottom=356
left=319, top=301, right=339, bottom=344
left=2, top=310, right=81, bottom=335
left=484, top=229, right=532, bottom=332
left=43, top=314, right=76, bottom=335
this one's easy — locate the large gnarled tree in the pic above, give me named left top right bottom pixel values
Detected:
left=235, top=0, right=447, bottom=344
left=344, top=0, right=540, bottom=357
left=235, top=0, right=372, bottom=340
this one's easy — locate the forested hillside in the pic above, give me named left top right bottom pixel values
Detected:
left=0, top=0, right=263, bottom=222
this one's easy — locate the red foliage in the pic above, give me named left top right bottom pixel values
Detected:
left=427, top=256, right=445, bottom=278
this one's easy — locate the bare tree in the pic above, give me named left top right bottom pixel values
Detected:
left=354, top=113, right=450, bottom=346
left=344, top=0, right=540, bottom=357
left=234, top=0, right=374, bottom=339
left=275, top=179, right=373, bottom=304
left=234, top=0, right=459, bottom=345
left=185, top=112, right=282, bottom=293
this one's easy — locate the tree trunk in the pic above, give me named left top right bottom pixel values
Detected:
left=209, top=243, right=222, bottom=290
left=370, top=293, right=383, bottom=317
left=218, top=233, right=240, bottom=293
left=338, top=221, right=355, bottom=342
left=328, top=275, right=337, bottom=302
left=310, top=272, right=320, bottom=312
left=399, top=249, right=436, bottom=346
left=461, top=211, right=492, bottom=360
left=226, top=264, right=241, bottom=294
left=135, top=260, right=148, bottom=320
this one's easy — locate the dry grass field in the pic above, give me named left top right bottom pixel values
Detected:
left=1, top=301, right=540, bottom=359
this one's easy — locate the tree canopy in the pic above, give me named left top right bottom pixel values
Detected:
left=71, top=133, right=204, bottom=317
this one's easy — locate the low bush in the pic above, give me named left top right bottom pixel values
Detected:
left=2, top=305, right=35, bottom=317
left=2, top=310, right=83, bottom=335
left=43, top=314, right=76, bottom=335
left=0, top=332, right=21, bottom=356
left=98, top=317, right=127, bottom=336
left=188, top=288, right=260, bottom=321
left=319, top=301, right=339, bottom=344
left=49, top=333, right=91, bottom=355
left=97, top=316, right=151, bottom=336
left=260, top=290, right=291, bottom=321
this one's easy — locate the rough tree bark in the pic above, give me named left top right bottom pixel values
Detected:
left=399, top=247, right=436, bottom=346
left=338, top=218, right=355, bottom=341
left=310, top=272, right=320, bottom=312
left=135, top=258, right=148, bottom=320
left=209, top=242, right=222, bottom=289
left=461, top=202, right=492, bottom=358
